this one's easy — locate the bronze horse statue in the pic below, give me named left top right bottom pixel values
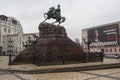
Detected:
left=42, top=5, right=65, bottom=25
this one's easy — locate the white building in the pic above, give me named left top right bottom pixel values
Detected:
left=0, top=15, right=23, bottom=55
left=0, top=15, right=39, bottom=55
left=2, top=34, right=23, bottom=55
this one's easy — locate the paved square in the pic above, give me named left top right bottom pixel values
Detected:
left=0, top=56, right=120, bottom=80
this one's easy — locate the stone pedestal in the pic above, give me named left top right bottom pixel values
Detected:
left=13, top=23, right=84, bottom=65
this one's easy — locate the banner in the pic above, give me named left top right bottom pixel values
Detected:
left=87, top=24, right=119, bottom=46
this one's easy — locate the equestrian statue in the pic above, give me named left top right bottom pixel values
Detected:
left=42, top=5, right=66, bottom=25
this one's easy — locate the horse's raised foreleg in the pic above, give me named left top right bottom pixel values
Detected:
left=41, top=18, right=47, bottom=23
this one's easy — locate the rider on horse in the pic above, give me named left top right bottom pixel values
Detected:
left=49, top=5, right=61, bottom=18
left=43, top=5, right=65, bottom=25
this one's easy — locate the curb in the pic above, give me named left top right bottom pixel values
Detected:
left=0, top=63, right=120, bottom=74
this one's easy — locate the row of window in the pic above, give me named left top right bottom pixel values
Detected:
left=0, top=18, right=18, bottom=25
left=4, top=28, right=10, bottom=33
left=105, top=48, right=120, bottom=52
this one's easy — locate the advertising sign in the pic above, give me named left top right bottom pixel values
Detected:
left=87, top=24, right=119, bottom=46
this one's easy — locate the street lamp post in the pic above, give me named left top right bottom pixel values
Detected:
left=84, top=38, right=92, bottom=53
left=83, top=38, right=92, bottom=63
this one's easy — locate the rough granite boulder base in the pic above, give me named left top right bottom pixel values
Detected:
left=13, top=23, right=84, bottom=65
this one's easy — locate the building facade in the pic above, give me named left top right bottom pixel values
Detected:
left=82, top=21, right=120, bottom=56
left=0, top=15, right=23, bottom=55
left=2, top=34, right=23, bottom=55
left=0, top=15, right=39, bottom=55
left=2, top=33, right=39, bottom=55
left=22, top=33, right=39, bottom=50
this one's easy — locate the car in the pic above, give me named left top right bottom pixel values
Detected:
left=105, top=54, right=119, bottom=59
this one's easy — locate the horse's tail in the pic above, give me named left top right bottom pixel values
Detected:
left=61, top=17, right=66, bottom=23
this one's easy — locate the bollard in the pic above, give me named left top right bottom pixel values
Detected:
left=9, top=54, right=11, bottom=65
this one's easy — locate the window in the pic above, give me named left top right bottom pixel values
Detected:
left=26, top=41, right=27, bottom=45
left=119, top=49, right=120, bottom=52
left=110, top=49, right=112, bottom=52
left=8, top=29, right=10, bottom=33
left=114, top=49, right=117, bottom=52
left=22, top=42, right=24, bottom=45
left=101, top=49, right=104, bottom=52
left=12, top=19, right=17, bottom=25
left=0, top=16, right=7, bottom=22
left=106, top=49, right=108, bottom=52
left=4, top=28, right=6, bottom=33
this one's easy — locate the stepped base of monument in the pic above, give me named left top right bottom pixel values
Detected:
left=13, top=23, right=84, bottom=65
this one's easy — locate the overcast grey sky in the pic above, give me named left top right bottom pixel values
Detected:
left=0, top=0, right=120, bottom=41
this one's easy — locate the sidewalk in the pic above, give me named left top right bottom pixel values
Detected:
left=0, top=56, right=120, bottom=72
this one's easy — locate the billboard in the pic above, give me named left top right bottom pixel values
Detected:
left=87, top=24, right=119, bottom=46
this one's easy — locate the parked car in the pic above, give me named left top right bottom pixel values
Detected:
left=105, top=54, right=119, bottom=59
